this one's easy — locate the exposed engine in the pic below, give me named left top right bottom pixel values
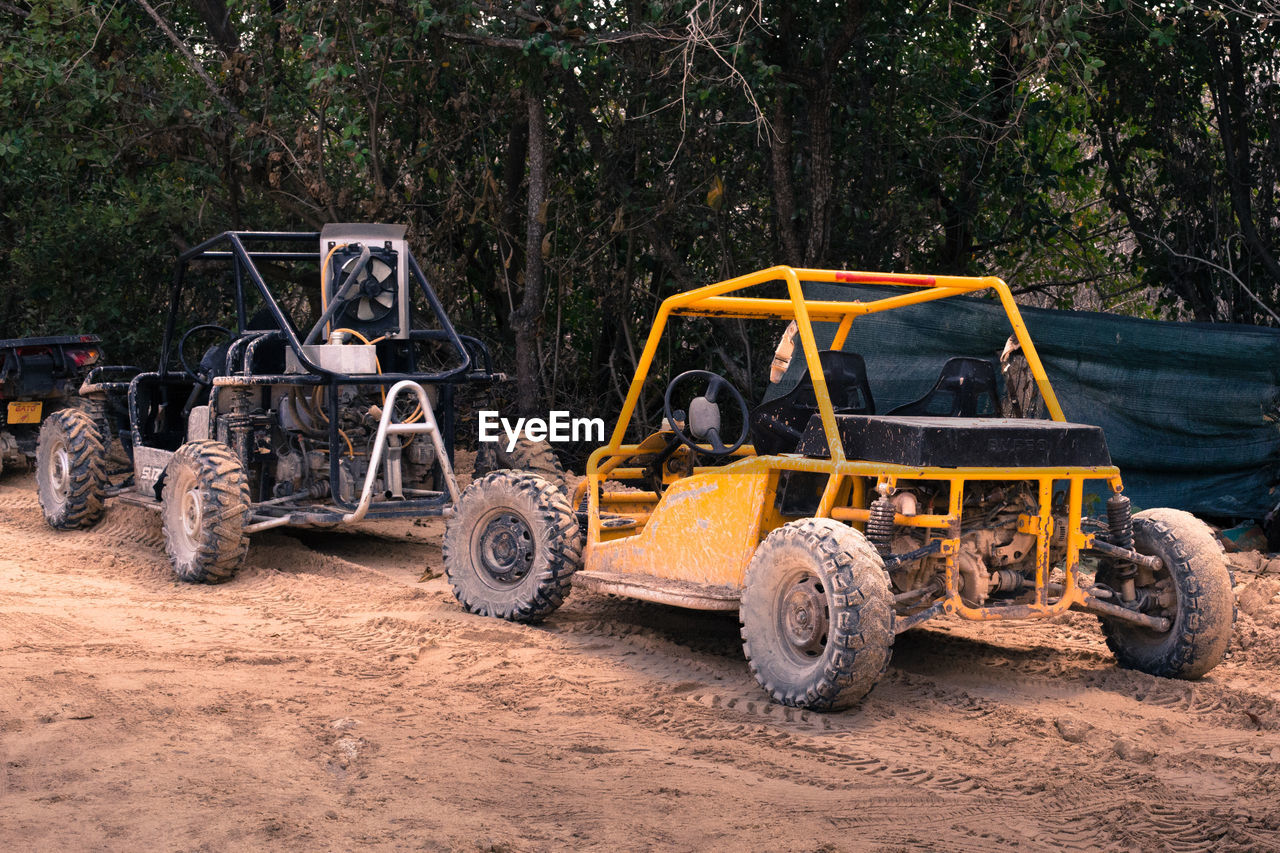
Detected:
left=877, top=481, right=1067, bottom=607
left=261, top=383, right=439, bottom=505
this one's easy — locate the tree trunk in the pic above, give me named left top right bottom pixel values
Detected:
left=804, top=79, right=834, bottom=266
left=511, top=93, right=548, bottom=416
left=769, top=94, right=803, bottom=265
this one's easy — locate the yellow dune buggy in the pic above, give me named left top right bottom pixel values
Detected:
left=443, top=267, right=1235, bottom=711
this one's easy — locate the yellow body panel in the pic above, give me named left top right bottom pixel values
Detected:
left=590, top=462, right=770, bottom=587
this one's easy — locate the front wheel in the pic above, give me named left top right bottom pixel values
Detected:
left=162, top=441, right=251, bottom=583
left=740, top=518, right=894, bottom=711
left=36, top=408, right=107, bottom=530
left=1096, top=508, right=1234, bottom=679
left=442, top=470, right=581, bottom=623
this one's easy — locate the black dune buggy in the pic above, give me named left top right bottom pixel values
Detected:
left=37, top=224, right=557, bottom=582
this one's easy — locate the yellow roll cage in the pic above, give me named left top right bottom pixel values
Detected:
left=579, top=266, right=1124, bottom=623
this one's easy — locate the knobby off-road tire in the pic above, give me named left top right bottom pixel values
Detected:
left=36, top=408, right=107, bottom=530
left=740, top=518, right=894, bottom=711
left=1097, top=508, right=1234, bottom=679
left=162, top=440, right=251, bottom=584
left=443, top=470, right=581, bottom=623
left=474, top=438, right=567, bottom=494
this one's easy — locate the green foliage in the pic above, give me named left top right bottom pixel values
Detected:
left=1080, top=1, right=1280, bottom=323
left=0, top=0, right=1275, bottom=426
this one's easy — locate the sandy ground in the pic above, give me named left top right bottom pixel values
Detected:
left=3, top=458, right=1280, bottom=852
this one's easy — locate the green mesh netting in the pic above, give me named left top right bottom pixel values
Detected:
left=775, top=282, right=1280, bottom=518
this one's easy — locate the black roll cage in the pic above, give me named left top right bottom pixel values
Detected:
left=88, top=230, right=500, bottom=521
left=159, top=230, right=482, bottom=383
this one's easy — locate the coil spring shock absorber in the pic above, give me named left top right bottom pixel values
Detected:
left=1107, top=494, right=1134, bottom=550
left=866, top=494, right=896, bottom=558
left=1106, top=493, right=1137, bottom=602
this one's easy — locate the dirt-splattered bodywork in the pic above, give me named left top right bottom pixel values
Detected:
left=445, top=264, right=1233, bottom=708
left=570, top=267, right=1222, bottom=644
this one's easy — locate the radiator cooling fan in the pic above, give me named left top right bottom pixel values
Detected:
left=321, top=224, right=411, bottom=340
left=338, top=254, right=397, bottom=324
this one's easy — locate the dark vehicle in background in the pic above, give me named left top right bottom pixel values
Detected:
left=0, top=334, right=104, bottom=476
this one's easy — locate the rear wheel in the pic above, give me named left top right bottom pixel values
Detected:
left=1096, top=508, right=1234, bottom=679
left=162, top=440, right=250, bottom=584
left=740, top=518, right=894, bottom=710
left=474, top=438, right=567, bottom=494
left=443, top=470, right=580, bottom=623
left=36, top=408, right=107, bottom=530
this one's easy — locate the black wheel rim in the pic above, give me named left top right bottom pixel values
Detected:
left=776, top=570, right=829, bottom=662
left=473, top=509, right=535, bottom=587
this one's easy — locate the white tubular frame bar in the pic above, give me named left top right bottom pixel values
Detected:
left=241, top=379, right=460, bottom=533
left=343, top=379, right=460, bottom=522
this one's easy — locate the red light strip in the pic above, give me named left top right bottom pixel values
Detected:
left=833, top=272, right=937, bottom=286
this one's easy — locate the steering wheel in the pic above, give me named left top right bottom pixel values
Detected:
left=663, top=370, right=750, bottom=456
left=178, top=324, right=234, bottom=383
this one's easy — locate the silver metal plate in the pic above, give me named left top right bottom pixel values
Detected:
left=285, top=344, right=379, bottom=375
left=133, top=446, right=174, bottom=496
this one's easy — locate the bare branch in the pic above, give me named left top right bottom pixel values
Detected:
left=659, top=0, right=769, bottom=165
left=1142, top=232, right=1280, bottom=325
left=1009, top=272, right=1121, bottom=296
left=63, top=0, right=122, bottom=85
left=133, top=0, right=243, bottom=121
left=440, top=30, right=528, bottom=50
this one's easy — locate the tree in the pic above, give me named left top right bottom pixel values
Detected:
left=2, top=0, right=1276, bottom=437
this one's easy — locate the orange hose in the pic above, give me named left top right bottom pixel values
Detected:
left=329, top=326, right=424, bottom=448
left=303, top=387, right=353, bottom=458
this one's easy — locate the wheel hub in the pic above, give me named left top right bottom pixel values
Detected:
left=477, top=512, right=534, bottom=584
left=181, top=488, right=203, bottom=539
left=780, top=576, right=829, bottom=657
left=50, top=441, right=71, bottom=503
left=164, top=469, right=202, bottom=564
